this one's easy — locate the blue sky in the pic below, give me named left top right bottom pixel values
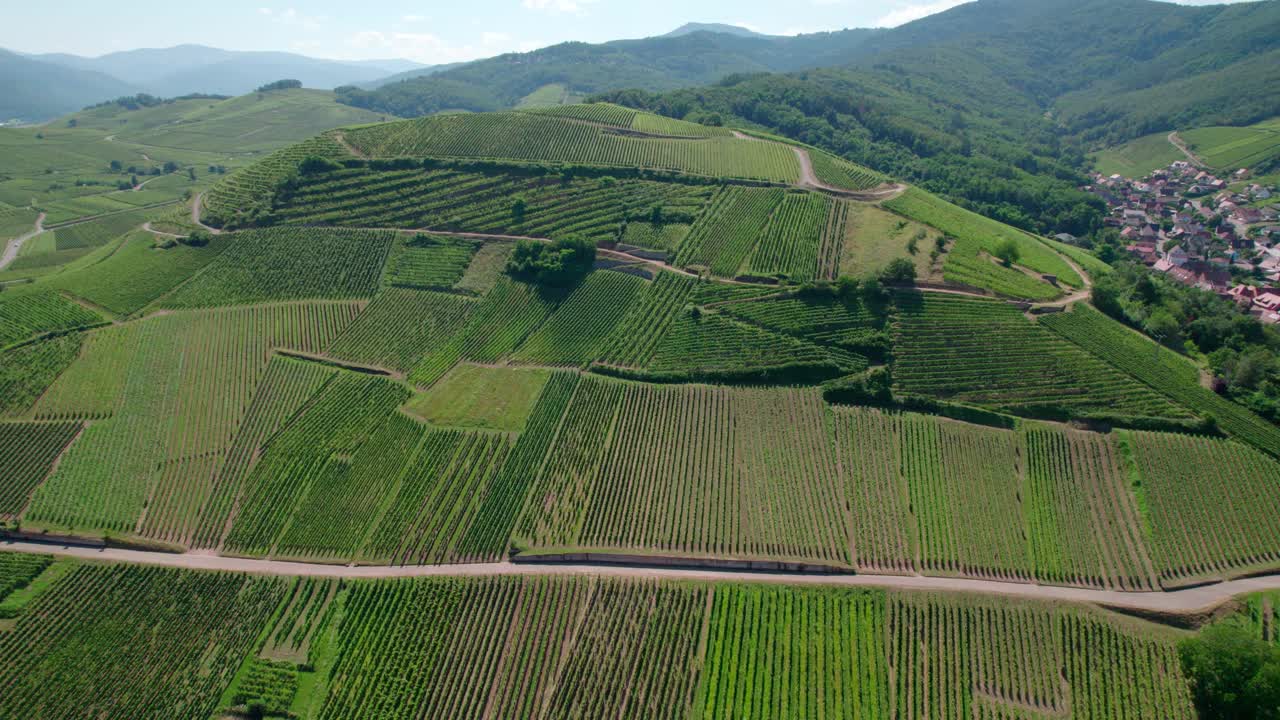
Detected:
left=3, top=0, right=1255, bottom=64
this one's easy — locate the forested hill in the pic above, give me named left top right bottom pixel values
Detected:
left=596, top=0, right=1280, bottom=237
left=827, top=0, right=1280, bottom=146
left=333, top=29, right=882, bottom=117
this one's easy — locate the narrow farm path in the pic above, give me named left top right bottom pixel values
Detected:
left=332, top=131, right=367, bottom=160
left=5, top=539, right=1279, bottom=616
left=191, top=192, right=223, bottom=235
left=0, top=212, right=46, bottom=270
left=729, top=130, right=906, bottom=201
left=1168, top=131, right=1204, bottom=168
left=42, top=200, right=180, bottom=231
left=141, top=222, right=185, bottom=240
left=789, top=145, right=908, bottom=201
left=1035, top=250, right=1094, bottom=308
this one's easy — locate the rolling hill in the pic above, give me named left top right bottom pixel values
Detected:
left=2, top=88, right=1280, bottom=717
left=334, top=27, right=883, bottom=117
left=591, top=0, right=1280, bottom=237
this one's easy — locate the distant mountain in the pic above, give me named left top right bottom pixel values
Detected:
left=342, top=58, right=429, bottom=75
left=335, top=28, right=884, bottom=117
left=0, top=49, right=138, bottom=123
left=595, top=0, right=1280, bottom=237
left=662, top=23, right=774, bottom=39
left=353, top=62, right=467, bottom=91
left=31, top=45, right=421, bottom=98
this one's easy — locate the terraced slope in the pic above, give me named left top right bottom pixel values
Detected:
left=340, top=111, right=802, bottom=183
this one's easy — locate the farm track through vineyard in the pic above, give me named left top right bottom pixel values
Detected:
left=4, top=539, right=1280, bottom=616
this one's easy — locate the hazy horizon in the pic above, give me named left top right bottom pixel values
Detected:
left=3, top=0, right=1258, bottom=66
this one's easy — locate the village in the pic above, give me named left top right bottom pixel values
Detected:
left=1084, top=160, right=1280, bottom=324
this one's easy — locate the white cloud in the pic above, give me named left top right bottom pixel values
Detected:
left=874, top=0, right=968, bottom=28
left=482, top=31, right=511, bottom=46
left=256, top=7, right=326, bottom=31
left=522, top=0, right=596, bottom=14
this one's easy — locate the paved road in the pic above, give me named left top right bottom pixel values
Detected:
left=0, top=212, right=46, bottom=270
left=4, top=539, right=1277, bottom=616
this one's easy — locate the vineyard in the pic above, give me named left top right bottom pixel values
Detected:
left=383, top=233, right=479, bottom=289
left=510, top=270, right=647, bottom=366
left=718, top=291, right=887, bottom=358
left=1125, top=430, right=1280, bottom=585
left=566, top=383, right=852, bottom=564
left=892, top=292, right=1194, bottom=420
left=645, top=311, right=861, bottom=379
left=161, top=227, right=394, bottom=308
left=25, top=303, right=361, bottom=541
left=201, top=132, right=354, bottom=226
left=674, top=186, right=784, bottom=276
left=0, top=421, right=80, bottom=518
left=746, top=191, right=831, bottom=281
left=0, top=553, right=51, bottom=605
left=0, top=563, right=287, bottom=719
left=1041, top=303, right=1280, bottom=457
left=7, top=209, right=149, bottom=274
left=0, top=556, right=1209, bottom=720
left=829, top=406, right=1194, bottom=588
left=272, top=166, right=714, bottom=245
left=340, top=111, right=802, bottom=183
left=0, top=287, right=102, bottom=348
left=47, top=230, right=231, bottom=316
left=325, top=288, right=475, bottom=372
left=220, top=373, right=411, bottom=557
left=407, top=277, right=565, bottom=386
left=595, top=271, right=696, bottom=368
left=1023, top=425, right=1156, bottom=590
left=0, top=334, right=83, bottom=416
left=6, top=99, right=1280, bottom=720
left=806, top=149, right=887, bottom=192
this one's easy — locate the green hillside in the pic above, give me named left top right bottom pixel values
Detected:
left=1093, top=116, right=1280, bottom=177
left=4, top=51, right=1280, bottom=716
left=1091, top=131, right=1187, bottom=177
left=334, top=28, right=883, bottom=117
left=0, top=88, right=390, bottom=283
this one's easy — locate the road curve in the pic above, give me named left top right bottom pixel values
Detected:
left=0, top=212, right=46, bottom=271
left=789, top=145, right=907, bottom=201
left=4, top=539, right=1277, bottom=616
left=191, top=193, right=222, bottom=235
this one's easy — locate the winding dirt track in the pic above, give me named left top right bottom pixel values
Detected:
left=191, top=192, right=222, bottom=235
left=0, top=212, right=45, bottom=271
left=790, top=145, right=908, bottom=201
left=4, top=539, right=1278, bottom=615
left=1168, top=131, right=1204, bottom=168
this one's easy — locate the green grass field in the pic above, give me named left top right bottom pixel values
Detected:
left=884, top=188, right=1080, bottom=299
left=1181, top=118, right=1280, bottom=171
left=1091, top=131, right=1186, bottom=177
left=405, top=364, right=553, bottom=432
left=837, top=201, right=941, bottom=280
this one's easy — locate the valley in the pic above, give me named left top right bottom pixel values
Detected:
left=1, top=1, right=1279, bottom=717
